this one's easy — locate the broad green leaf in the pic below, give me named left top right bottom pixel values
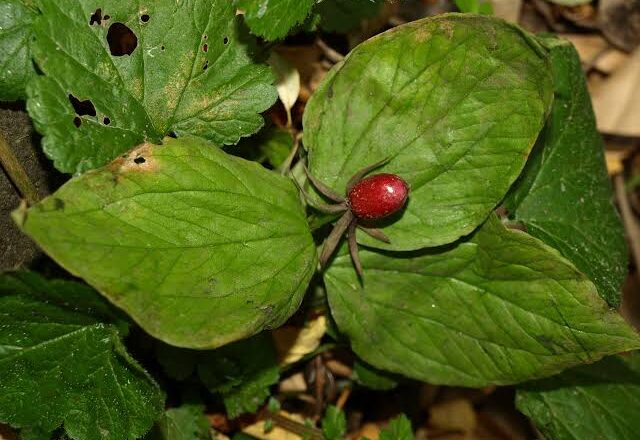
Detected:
left=315, top=0, right=385, bottom=33
left=197, top=334, right=280, bottom=418
left=324, top=215, right=640, bottom=387
left=379, top=414, right=413, bottom=440
left=260, top=127, right=293, bottom=169
left=0, top=272, right=164, bottom=440
left=27, top=0, right=277, bottom=174
left=20, top=427, right=55, bottom=440
left=0, top=0, right=35, bottom=101
left=145, top=405, right=210, bottom=440
left=352, top=360, right=398, bottom=391
left=156, top=333, right=280, bottom=418
left=236, top=0, right=316, bottom=41
left=14, top=136, right=317, bottom=348
left=231, top=125, right=293, bottom=168
left=321, top=406, right=346, bottom=440
left=155, top=342, right=199, bottom=382
left=304, top=14, right=553, bottom=251
left=516, top=353, right=640, bottom=440
left=505, top=37, right=626, bottom=308
left=454, top=0, right=493, bottom=14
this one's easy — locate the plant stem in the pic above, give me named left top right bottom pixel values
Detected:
left=271, top=413, right=323, bottom=440
left=0, top=131, right=40, bottom=205
left=614, top=174, right=640, bottom=285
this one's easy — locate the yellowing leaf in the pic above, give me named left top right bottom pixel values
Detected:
left=273, top=315, right=327, bottom=366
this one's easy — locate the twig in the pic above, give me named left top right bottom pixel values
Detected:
left=280, top=131, right=302, bottom=176
left=0, top=131, right=40, bottom=205
left=614, top=174, right=640, bottom=284
left=316, top=38, right=345, bottom=63
left=335, top=387, right=351, bottom=409
left=314, top=356, right=326, bottom=419
left=388, top=16, right=407, bottom=27
left=271, top=413, right=324, bottom=440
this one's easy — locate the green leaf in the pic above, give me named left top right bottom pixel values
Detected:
left=505, top=37, right=626, bottom=308
left=232, top=434, right=259, bottom=440
left=145, top=405, right=211, bottom=440
left=155, top=343, right=199, bottom=382
left=198, top=334, right=280, bottom=418
left=236, top=0, right=316, bottom=41
left=260, top=127, right=293, bottom=169
left=379, top=414, right=413, bottom=440
left=352, top=360, right=398, bottom=391
left=304, top=14, right=553, bottom=251
left=14, top=136, right=317, bottom=349
left=26, top=0, right=277, bottom=174
left=516, top=353, right=640, bottom=440
left=0, top=0, right=35, bottom=101
left=0, top=272, right=164, bottom=440
left=321, top=406, right=346, bottom=440
left=155, top=334, right=279, bottom=419
left=315, top=0, right=385, bottom=33
left=454, top=0, right=493, bottom=14
left=324, top=215, right=640, bottom=387
left=232, top=125, right=293, bottom=169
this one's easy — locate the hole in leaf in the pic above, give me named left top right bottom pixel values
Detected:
left=73, top=116, right=81, bottom=127
left=203, top=34, right=208, bottom=40
left=202, top=60, right=208, bottom=70
left=140, top=13, right=150, bottom=23
left=68, top=94, right=96, bottom=117
left=161, top=45, right=165, bottom=51
left=103, top=117, right=111, bottom=125
left=134, top=156, right=146, bottom=164
left=168, top=131, right=177, bottom=138
left=107, top=23, right=138, bottom=56
left=202, top=43, right=208, bottom=52
left=89, top=8, right=102, bottom=26
left=223, top=36, right=229, bottom=45
left=103, top=14, right=110, bottom=20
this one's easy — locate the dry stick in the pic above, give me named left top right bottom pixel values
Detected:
left=0, top=131, right=40, bottom=205
left=316, top=38, right=345, bottom=63
left=335, top=387, right=351, bottom=410
left=314, top=356, right=326, bottom=420
left=270, top=413, right=324, bottom=440
left=614, top=174, right=640, bottom=284
left=280, top=131, right=302, bottom=176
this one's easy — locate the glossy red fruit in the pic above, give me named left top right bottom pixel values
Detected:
left=347, top=173, right=409, bottom=220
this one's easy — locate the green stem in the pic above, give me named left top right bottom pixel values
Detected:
left=0, top=131, right=40, bottom=205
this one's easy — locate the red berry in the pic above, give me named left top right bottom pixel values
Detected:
left=347, top=173, right=409, bottom=220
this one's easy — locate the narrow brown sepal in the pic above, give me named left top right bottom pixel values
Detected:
left=358, top=226, right=391, bottom=243
left=320, top=211, right=354, bottom=269
left=346, top=156, right=392, bottom=193
left=348, top=221, right=363, bottom=278
left=303, top=164, right=345, bottom=202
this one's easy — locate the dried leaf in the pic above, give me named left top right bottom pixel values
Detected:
left=273, top=315, right=327, bottom=366
left=268, top=53, right=301, bottom=126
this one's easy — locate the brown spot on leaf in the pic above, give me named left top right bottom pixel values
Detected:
left=438, top=20, right=454, bottom=39
left=108, top=142, right=158, bottom=174
left=414, top=26, right=432, bottom=43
